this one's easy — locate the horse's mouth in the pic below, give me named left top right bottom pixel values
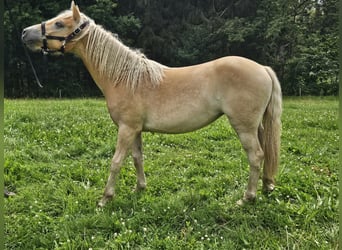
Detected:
left=22, top=39, right=33, bottom=45
left=22, top=39, right=42, bottom=52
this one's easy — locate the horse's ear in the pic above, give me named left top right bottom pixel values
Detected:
left=71, top=1, right=81, bottom=22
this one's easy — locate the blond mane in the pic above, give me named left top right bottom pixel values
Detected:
left=84, top=23, right=166, bottom=90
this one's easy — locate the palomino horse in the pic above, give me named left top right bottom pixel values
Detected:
left=22, top=1, right=282, bottom=207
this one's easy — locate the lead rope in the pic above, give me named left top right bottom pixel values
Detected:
left=5, top=0, right=44, bottom=88
left=23, top=44, right=44, bottom=88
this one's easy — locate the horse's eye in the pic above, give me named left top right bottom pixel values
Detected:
left=55, top=21, right=64, bottom=28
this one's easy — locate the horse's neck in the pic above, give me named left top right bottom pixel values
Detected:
left=73, top=35, right=108, bottom=93
left=72, top=25, right=165, bottom=94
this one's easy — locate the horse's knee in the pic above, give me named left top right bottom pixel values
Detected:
left=110, top=157, right=123, bottom=173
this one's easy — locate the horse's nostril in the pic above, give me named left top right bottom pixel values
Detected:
left=21, top=28, right=31, bottom=42
left=22, top=29, right=27, bottom=39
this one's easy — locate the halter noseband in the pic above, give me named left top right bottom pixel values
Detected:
left=41, top=20, right=89, bottom=55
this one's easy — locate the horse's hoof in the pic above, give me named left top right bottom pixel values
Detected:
left=97, top=200, right=106, bottom=208
left=133, top=184, right=146, bottom=193
left=237, top=192, right=256, bottom=206
left=237, top=198, right=256, bottom=206
left=263, top=183, right=275, bottom=193
left=98, top=195, right=112, bottom=207
left=4, top=189, right=16, bottom=198
left=236, top=199, right=245, bottom=206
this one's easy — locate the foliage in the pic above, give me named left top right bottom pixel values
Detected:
left=4, top=0, right=338, bottom=97
left=4, top=98, right=339, bottom=249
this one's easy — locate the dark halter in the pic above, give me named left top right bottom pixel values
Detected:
left=41, top=20, right=89, bottom=55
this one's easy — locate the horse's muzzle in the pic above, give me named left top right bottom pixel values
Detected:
left=21, top=26, right=42, bottom=51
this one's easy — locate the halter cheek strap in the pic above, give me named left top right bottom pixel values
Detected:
left=41, top=20, right=89, bottom=54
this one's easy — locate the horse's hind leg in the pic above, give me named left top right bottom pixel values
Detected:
left=236, top=129, right=264, bottom=205
left=132, top=132, right=146, bottom=191
left=98, top=125, right=140, bottom=207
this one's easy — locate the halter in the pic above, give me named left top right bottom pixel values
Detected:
left=41, top=20, right=89, bottom=55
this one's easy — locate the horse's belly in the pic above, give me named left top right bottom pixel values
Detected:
left=143, top=107, right=222, bottom=134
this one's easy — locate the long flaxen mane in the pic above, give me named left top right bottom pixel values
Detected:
left=84, top=20, right=166, bottom=90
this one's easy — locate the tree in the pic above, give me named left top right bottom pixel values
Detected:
left=4, top=0, right=338, bottom=97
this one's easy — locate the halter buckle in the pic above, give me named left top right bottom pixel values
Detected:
left=74, top=28, right=81, bottom=34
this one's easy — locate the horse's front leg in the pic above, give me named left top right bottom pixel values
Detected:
left=132, top=132, right=146, bottom=191
left=98, top=125, right=140, bottom=207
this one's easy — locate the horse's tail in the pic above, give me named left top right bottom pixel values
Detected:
left=260, top=66, right=282, bottom=191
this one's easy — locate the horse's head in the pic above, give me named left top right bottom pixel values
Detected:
left=22, top=1, right=90, bottom=55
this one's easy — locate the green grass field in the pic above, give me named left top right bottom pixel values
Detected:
left=4, top=97, right=338, bottom=249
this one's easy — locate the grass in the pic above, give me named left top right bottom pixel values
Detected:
left=4, top=97, right=338, bottom=249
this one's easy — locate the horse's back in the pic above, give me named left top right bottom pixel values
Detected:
left=163, top=56, right=272, bottom=93
left=162, top=56, right=273, bottom=112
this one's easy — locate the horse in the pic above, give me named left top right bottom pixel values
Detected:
left=22, top=1, right=282, bottom=207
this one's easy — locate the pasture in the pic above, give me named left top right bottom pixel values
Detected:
left=4, top=97, right=338, bottom=249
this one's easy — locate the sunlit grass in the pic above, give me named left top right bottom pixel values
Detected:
left=4, top=97, right=338, bottom=249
